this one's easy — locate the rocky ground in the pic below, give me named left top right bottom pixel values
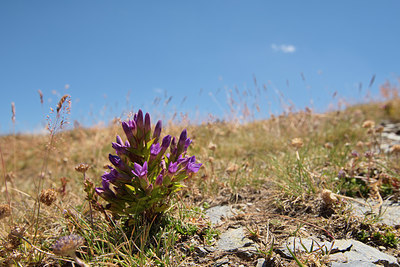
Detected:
left=176, top=121, right=400, bottom=266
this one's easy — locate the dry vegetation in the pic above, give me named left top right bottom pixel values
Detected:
left=1, top=80, right=400, bottom=266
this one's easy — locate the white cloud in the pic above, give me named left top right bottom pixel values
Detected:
left=271, top=44, right=296, bottom=53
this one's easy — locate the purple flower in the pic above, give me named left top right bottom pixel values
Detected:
left=132, top=162, right=148, bottom=179
left=95, top=179, right=116, bottom=199
left=168, top=162, right=179, bottom=175
left=108, top=154, right=126, bottom=170
left=170, top=129, right=192, bottom=161
left=177, top=154, right=190, bottom=165
left=150, top=143, right=161, bottom=156
left=186, top=156, right=202, bottom=174
left=149, top=143, right=162, bottom=162
left=122, top=120, right=137, bottom=147
left=338, top=169, right=346, bottom=179
left=159, top=135, right=171, bottom=156
left=112, top=135, right=129, bottom=154
left=184, top=138, right=192, bottom=151
left=116, top=135, right=124, bottom=146
left=102, top=168, right=119, bottom=183
left=155, top=173, right=163, bottom=186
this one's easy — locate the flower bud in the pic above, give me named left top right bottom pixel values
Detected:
left=144, top=112, right=151, bottom=141
left=153, top=120, right=162, bottom=143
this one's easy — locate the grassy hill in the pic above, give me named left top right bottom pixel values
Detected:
left=1, top=96, right=400, bottom=266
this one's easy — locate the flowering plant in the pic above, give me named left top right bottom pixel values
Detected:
left=96, top=110, right=201, bottom=219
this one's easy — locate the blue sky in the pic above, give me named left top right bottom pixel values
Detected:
left=1, top=1, right=399, bottom=134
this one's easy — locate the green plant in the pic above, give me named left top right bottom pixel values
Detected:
left=95, top=110, right=202, bottom=221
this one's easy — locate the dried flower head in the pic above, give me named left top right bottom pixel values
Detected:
left=324, top=142, right=333, bottom=149
left=0, top=204, right=11, bottom=220
left=390, top=144, right=400, bottom=154
left=3, top=226, right=25, bottom=251
left=375, top=126, right=384, bottom=133
left=52, top=234, right=84, bottom=257
left=208, top=142, right=217, bottom=151
left=364, top=151, right=374, bottom=158
left=320, top=189, right=338, bottom=206
left=291, top=138, right=304, bottom=149
left=362, top=120, right=375, bottom=129
left=226, top=163, right=239, bottom=173
left=75, top=163, right=90, bottom=173
left=5, top=226, right=25, bottom=250
left=40, top=189, right=57, bottom=206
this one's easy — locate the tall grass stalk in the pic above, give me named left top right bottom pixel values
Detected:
left=32, top=95, right=70, bottom=244
left=0, top=144, right=12, bottom=225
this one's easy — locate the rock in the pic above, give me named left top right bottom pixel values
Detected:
left=205, top=205, right=234, bottom=225
left=281, top=237, right=399, bottom=266
left=350, top=200, right=400, bottom=227
left=236, top=247, right=258, bottom=260
left=256, top=258, right=266, bottom=267
left=194, top=246, right=208, bottom=256
left=204, top=246, right=216, bottom=253
left=213, top=256, right=230, bottom=267
left=217, top=227, right=255, bottom=252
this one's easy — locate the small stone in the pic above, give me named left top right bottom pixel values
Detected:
left=214, top=257, right=229, bottom=267
left=256, top=258, right=266, bottom=267
left=194, top=246, right=208, bottom=256
left=204, top=246, right=216, bottom=253
left=236, top=247, right=257, bottom=260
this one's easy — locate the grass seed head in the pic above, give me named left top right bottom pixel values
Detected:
left=38, top=89, right=44, bottom=104
left=56, top=94, right=70, bottom=113
left=0, top=204, right=11, bottom=220
left=40, top=188, right=57, bottom=206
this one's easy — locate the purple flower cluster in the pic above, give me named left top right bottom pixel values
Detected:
left=95, top=110, right=202, bottom=217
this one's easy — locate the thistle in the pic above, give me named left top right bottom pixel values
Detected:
left=96, top=110, right=201, bottom=220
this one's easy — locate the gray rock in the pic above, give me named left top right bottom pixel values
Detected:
left=256, top=258, right=266, bottom=267
left=217, top=227, right=256, bottom=252
left=205, top=205, right=234, bottom=225
left=213, top=256, right=230, bottom=267
left=236, top=246, right=258, bottom=260
left=194, top=246, right=208, bottom=256
left=382, top=132, right=400, bottom=142
left=204, top=246, right=216, bottom=253
left=281, top=237, right=399, bottom=266
left=350, top=200, right=400, bottom=227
